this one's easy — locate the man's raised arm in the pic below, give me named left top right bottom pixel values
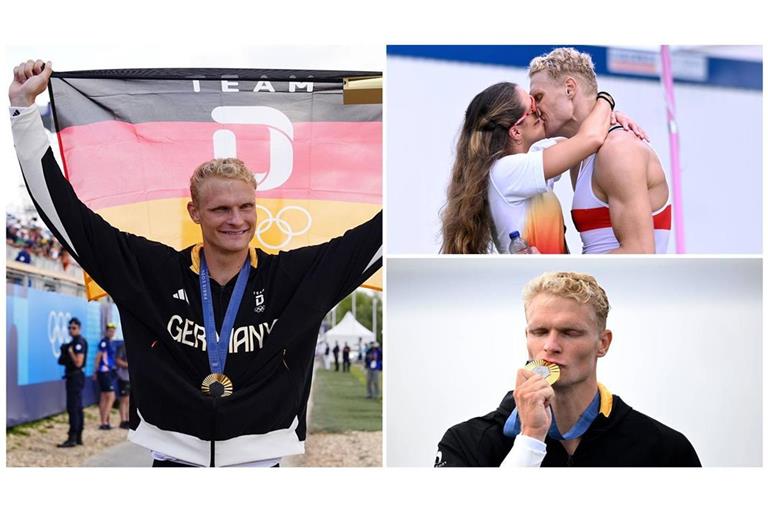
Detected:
left=9, top=59, right=175, bottom=308
left=594, top=135, right=655, bottom=254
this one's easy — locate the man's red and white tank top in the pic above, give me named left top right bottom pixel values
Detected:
left=571, top=152, right=672, bottom=254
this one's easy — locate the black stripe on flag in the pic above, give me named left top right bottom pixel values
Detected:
left=50, top=68, right=383, bottom=129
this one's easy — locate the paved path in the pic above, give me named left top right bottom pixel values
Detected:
left=82, top=440, right=153, bottom=467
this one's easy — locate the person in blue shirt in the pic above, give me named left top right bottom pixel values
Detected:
left=15, top=243, right=32, bottom=264
left=93, top=323, right=117, bottom=430
left=365, top=342, right=382, bottom=399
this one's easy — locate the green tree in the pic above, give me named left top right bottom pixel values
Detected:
left=330, top=290, right=382, bottom=345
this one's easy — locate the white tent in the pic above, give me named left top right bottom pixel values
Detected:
left=324, top=311, right=375, bottom=346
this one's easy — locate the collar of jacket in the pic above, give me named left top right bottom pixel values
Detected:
left=188, top=244, right=258, bottom=275
left=596, top=382, right=613, bottom=417
left=498, top=382, right=615, bottom=419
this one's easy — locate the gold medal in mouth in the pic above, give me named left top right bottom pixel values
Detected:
left=524, top=359, right=560, bottom=385
left=201, top=373, right=233, bottom=397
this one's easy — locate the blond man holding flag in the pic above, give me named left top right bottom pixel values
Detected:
left=10, top=59, right=382, bottom=467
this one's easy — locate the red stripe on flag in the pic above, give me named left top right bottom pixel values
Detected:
left=572, top=204, right=673, bottom=232
left=58, top=120, right=381, bottom=210
left=55, top=128, right=71, bottom=180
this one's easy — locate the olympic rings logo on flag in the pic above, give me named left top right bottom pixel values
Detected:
left=255, top=205, right=312, bottom=250
left=211, top=106, right=294, bottom=192
left=48, top=310, right=73, bottom=358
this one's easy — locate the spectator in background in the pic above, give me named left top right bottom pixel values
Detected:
left=342, top=343, right=351, bottom=372
left=323, top=342, right=331, bottom=370
left=6, top=215, right=76, bottom=273
left=15, top=242, right=31, bottom=264
left=114, top=338, right=131, bottom=430
left=6, top=218, right=18, bottom=242
left=332, top=342, right=340, bottom=372
left=60, top=248, right=71, bottom=271
left=357, top=337, right=364, bottom=363
left=93, top=323, right=117, bottom=430
left=365, top=342, right=382, bottom=399
left=28, top=225, right=42, bottom=249
left=49, top=240, right=61, bottom=259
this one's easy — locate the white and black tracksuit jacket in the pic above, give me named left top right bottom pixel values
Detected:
left=11, top=105, right=382, bottom=466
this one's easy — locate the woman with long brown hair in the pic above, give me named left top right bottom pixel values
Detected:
left=440, top=82, right=621, bottom=254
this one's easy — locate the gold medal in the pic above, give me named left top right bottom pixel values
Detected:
left=201, top=373, right=233, bottom=398
left=524, top=359, right=560, bottom=385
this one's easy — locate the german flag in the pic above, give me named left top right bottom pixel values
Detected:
left=48, top=68, right=382, bottom=298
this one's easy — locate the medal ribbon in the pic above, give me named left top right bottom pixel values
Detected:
left=548, top=391, right=600, bottom=440
left=503, top=391, right=600, bottom=440
left=199, top=251, right=250, bottom=376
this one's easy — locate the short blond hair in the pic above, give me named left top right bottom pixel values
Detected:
left=523, top=272, right=610, bottom=329
left=189, top=158, right=258, bottom=204
left=529, top=48, right=598, bottom=96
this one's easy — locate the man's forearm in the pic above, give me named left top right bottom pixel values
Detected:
left=9, top=93, right=34, bottom=107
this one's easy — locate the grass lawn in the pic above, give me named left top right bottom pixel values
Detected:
left=310, top=365, right=381, bottom=433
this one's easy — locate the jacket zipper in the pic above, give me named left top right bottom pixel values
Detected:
left=282, top=348, right=289, bottom=370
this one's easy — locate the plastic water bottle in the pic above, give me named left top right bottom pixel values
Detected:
left=508, top=231, right=532, bottom=254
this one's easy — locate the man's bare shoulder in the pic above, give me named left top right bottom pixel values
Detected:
left=592, top=130, right=653, bottom=198
left=595, top=129, right=652, bottom=168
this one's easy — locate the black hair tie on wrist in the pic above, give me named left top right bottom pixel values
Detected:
left=596, top=91, right=615, bottom=110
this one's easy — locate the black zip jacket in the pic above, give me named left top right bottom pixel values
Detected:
left=435, top=390, right=701, bottom=467
left=11, top=105, right=382, bottom=466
